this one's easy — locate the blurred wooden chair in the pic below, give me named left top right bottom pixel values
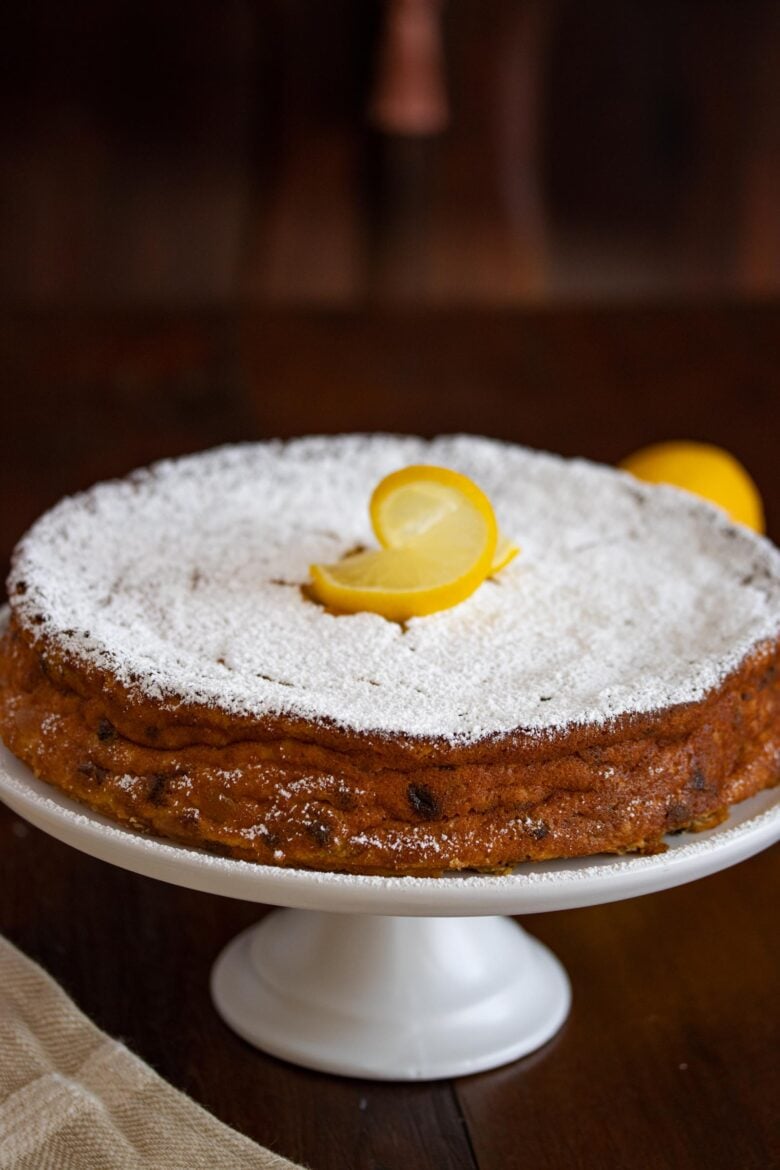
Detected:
left=1, top=0, right=778, bottom=306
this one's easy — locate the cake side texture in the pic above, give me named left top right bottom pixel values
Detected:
left=0, top=615, right=777, bottom=874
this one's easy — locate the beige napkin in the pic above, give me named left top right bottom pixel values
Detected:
left=0, top=936, right=303, bottom=1170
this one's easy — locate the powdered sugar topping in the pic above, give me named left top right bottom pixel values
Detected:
left=9, top=435, right=780, bottom=743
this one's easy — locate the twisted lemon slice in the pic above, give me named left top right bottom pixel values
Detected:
left=371, top=464, right=520, bottom=575
left=310, top=465, right=500, bottom=621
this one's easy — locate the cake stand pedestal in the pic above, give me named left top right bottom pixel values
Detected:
left=211, top=911, right=570, bottom=1079
left=2, top=745, right=778, bottom=1081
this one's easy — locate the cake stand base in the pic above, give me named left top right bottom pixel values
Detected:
left=210, top=910, right=571, bottom=1080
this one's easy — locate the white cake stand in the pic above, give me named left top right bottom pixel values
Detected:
left=1, top=745, right=778, bottom=1081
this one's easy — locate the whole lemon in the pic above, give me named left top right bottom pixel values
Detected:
left=619, top=441, right=765, bottom=533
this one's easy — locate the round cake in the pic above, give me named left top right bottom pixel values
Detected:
left=1, top=435, right=778, bottom=875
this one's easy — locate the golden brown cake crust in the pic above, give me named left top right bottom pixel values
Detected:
left=1, top=616, right=777, bottom=876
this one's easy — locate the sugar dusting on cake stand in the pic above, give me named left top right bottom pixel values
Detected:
left=2, top=745, right=779, bottom=1080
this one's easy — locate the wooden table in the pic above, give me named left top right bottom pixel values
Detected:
left=1, top=306, right=778, bottom=1169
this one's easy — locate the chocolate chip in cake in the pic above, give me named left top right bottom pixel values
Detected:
left=333, top=785, right=358, bottom=812
left=666, top=802, right=691, bottom=831
left=147, top=774, right=168, bottom=804
left=530, top=822, right=550, bottom=840
left=77, top=761, right=108, bottom=785
left=691, top=768, right=708, bottom=791
left=407, top=783, right=441, bottom=820
left=14, top=580, right=27, bottom=595
left=97, top=718, right=116, bottom=742
left=307, top=820, right=332, bottom=847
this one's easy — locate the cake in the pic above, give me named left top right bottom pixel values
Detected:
left=0, top=435, right=778, bottom=875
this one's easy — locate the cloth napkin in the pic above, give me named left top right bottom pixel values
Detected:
left=0, top=936, right=303, bottom=1170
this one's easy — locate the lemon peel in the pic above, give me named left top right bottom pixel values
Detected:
left=489, top=532, right=521, bottom=575
left=370, top=464, right=519, bottom=576
left=310, top=465, right=501, bottom=620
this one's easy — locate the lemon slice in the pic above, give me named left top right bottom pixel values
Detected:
left=310, top=466, right=498, bottom=621
left=370, top=464, right=519, bottom=576
left=619, top=441, right=765, bottom=533
left=490, top=532, right=521, bottom=575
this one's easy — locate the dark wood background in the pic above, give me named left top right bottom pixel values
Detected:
left=1, top=305, right=779, bottom=1168
left=3, top=0, right=780, bottom=308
